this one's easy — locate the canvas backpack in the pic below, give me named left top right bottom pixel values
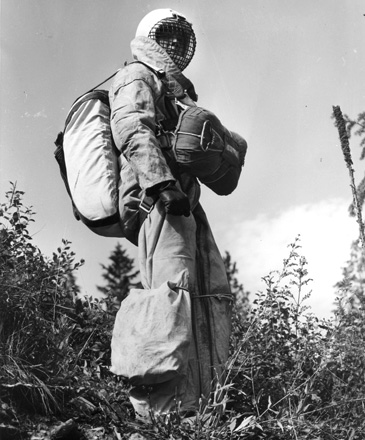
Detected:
left=53, top=65, right=158, bottom=244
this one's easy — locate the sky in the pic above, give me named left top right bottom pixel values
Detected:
left=1, top=0, right=365, bottom=320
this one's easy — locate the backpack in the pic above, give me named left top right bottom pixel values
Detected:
left=54, top=66, right=157, bottom=244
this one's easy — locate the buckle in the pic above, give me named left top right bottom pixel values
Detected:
left=156, top=131, right=173, bottom=150
left=139, top=197, right=155, bottom=214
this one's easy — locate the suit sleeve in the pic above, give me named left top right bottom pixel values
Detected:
left=109, top=65, right=175, bottom=192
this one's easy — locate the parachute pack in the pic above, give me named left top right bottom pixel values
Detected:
left=169, top=106, right=247, bottom=195
left=54, top=64, right=247, bottom=241
left=54, top=65, right=157, bottom=244
left=54, top=89, right=122, bottom=237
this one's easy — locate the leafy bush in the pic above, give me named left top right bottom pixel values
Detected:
left=0, top=184, right=118, bottom=415
left=195, top=238, right=365, bottom=439
left=163, top=238, right=365, bottom=439
left=2, top=185, right=365, bottom=439
left=0, top=185, right=79, bottom=369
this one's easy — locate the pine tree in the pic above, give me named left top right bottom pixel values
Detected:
left=335, top=111, right=365, bottom=309
left=97, top=243, right=140, bottom=307
left=336, top=240, right=365, bottom=310
left=223, top=251, right=250, bottom=314
left=343, top=111, right=365, bottom=216
left=223, top=251, right=250, bottom=351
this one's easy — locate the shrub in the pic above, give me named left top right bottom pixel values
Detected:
left=2, top=184, right=365, bottom=438
left=199, top=237, right=365, bottom=439
left=0, top=183, right=117, bottom=414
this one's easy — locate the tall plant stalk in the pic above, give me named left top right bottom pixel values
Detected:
left=333, top=105, right=365, bottom=251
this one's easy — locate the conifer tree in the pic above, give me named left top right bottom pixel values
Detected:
left=97, top=243, right=140, bottom=306
left=223, top=251, right=250, bottom=315
left=336, top=240, right=365, bottom=310
left=335, top=112, right=365, bottom=309
left=343, top=111, right=365, bottom=216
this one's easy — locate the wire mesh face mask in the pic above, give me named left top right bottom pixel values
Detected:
left=148, top=15, right=196, bottom=71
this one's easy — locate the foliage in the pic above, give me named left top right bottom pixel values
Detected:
left=0, top=183, right=121, bottom=419
left=121, top=238, right=365, bottom=439
left=344, top=111, right=365, bottom=160
left=223, top=251, right=250, bottom=350
left=334, top=109, right=365, bottom=310
left=2, top=185, right=365, bottom=439
left=0, top=184, right=82, bottom=372
left=97, top=242, right=140, bottom=310
left=219, top=238, right=329, bottom=438
left=224, top=251, right=250, bottom=314
left=165, top=237, right=365, bottom=439
left=343, top=111, right=365, bottom=216
left=335, top=239, right=365, bottom=309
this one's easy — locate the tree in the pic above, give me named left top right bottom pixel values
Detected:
left=336, top=239, right=365, bottom=310
left=97, top=243, right=140, bottom=307
left=335, top=112, right=365, bottom=309
left=223, top=251, right=250, bottom=315
left=343, top=111, right=365, bottom=216
left=223, top=251, right=250, bottom=351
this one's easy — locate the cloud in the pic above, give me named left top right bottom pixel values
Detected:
left=23, top=110, right=47, bottom=118
left=224, top=199, right=358, bottom=319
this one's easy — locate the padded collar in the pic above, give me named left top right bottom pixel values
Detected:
left=131, top=36, right=198, bottom=102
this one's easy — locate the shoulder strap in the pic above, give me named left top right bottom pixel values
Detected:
left=127, top=60, right=166, bottom=79
left=86, top=70, right=121, bottom=93
left=65, top=90, right=109, bottom=126
left=82, top=60, right=165, bottom=96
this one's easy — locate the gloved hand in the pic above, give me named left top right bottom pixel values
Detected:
left=157, top=181, right=190, bottom=217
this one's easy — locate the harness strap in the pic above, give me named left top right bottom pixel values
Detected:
left=139, top=194, right=158, bottom=226
left=191, top=293, right=234, bottom=302
left=87, top=70, right=120, bottom=93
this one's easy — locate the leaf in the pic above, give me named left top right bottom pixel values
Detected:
left=267, top=395, right=272, bottom=409
left=348, top=428, right=356, bottom=440
left=234, top=415, right=256, bottom=432
left=277, top=420, right=284, bottom=432
left=229, top=418, right=237, bottom=433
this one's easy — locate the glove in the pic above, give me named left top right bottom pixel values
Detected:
left=157, top=182, right=190, bottom=217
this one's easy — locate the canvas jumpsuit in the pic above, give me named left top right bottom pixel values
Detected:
left=109, top=36, right=233, bottom=418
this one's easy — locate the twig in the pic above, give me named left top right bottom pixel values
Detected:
left=303, top=396, right=365, bottom=416
left=333, top=105, right=365, bottom=250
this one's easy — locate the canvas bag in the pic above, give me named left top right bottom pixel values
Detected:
left=54, top=87, right=157, bottom=244
left=54, top=62, right=160, bottom=241
left=110, top=270, right=192, bottom=386
left=170, top=106, right=248, bottom=195
left=54, top=89, right=130, bottom=237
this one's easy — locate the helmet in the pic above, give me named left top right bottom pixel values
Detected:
left=135, top=9, right=196, bottom=71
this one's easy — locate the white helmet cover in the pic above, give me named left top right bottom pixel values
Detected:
left=136, top=9, right=196, bottom=71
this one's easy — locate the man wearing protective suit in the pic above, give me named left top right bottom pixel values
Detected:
left=109, top=9, right=235, bottom=420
